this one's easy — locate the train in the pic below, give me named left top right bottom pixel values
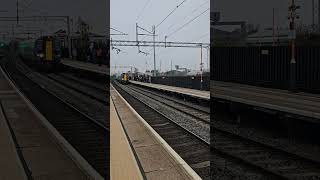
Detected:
left=113, top=72, right=130, bottom=84
left=18, top=36, right=62, bottom=71
left=120, top=73, right=129, bottom=84
left=0, top=42, right=8, bottom=57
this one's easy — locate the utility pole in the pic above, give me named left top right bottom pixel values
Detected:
left=136, top=23, right=139, bottom=53
left=200, top=45, right=203, bottom=90
left=135, top=23, right=154, bottom=55
left=312, top=0, right=315, bottom=32
left=12, top=24, right=14, bottom=41
left=67, top=16, right=72, bottom=58
left=16, top=0, right=19, bottom=24
left=153, top=25, right=156, bottom=77
left=207, top=47, right=209, bottom=70
left=319, top=0, right=320, bottom=31
left=288, top=0, right=300, bottom=92
left=272, top=8, right=275, bottom=46
left=276, top=9, right=280, bottom=44
left=71, top=18, right=73, bottom=35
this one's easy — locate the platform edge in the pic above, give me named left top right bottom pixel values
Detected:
left=0, top=66, right=104, bottom=180
left=111, top=84, right=202, bottom=180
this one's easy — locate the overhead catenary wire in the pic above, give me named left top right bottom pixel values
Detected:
left=166, top=8, right=209, bottom=39
left=141, top=0, right=191, bottom=41
left=136, top=0, right=153, bottom=22
left=110, top=27, right=128, bottom=35
left=157, top=0, right=209, bottom=38
left=169, top=0, right=209, bottom=29
left=19, top=0, right=48, bottom=16
left=143, top=33, right=209, bottom=57
left=19, top=0, right=34, bottom=11
left=112, top=1, right=209, bottom=73
left=155, top=0, right=187, bottom=28
left=190, top=32, right=209, bottom=43
left=143, top=1, right=209, bottom=42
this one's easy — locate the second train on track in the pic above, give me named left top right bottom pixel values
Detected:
left=17, top=36, right=62, bottom=71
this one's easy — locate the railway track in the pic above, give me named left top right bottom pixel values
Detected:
left=112, top=81, right=210, bottom=179
left=13, top=60, right=108, bottom=128
left=45, top=73, right=108, bottom=104
left=119, top=81, right=320, bottom=179
left=59, top=72, right=106, bottom=91
left=125, top=82, right=277, bottom=179
left=2, top=58, right=109, bottom=178
left=119, top=82, right=210, bottom=142
left=127, top=84, right=210, bottom=123
left=44, top=73, right=109, bottom=128
left=212, top=126, right=320, bottom=180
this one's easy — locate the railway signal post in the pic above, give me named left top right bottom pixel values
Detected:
left=288, top=0, right=299, bottom=92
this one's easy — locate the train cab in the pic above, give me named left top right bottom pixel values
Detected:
left=34, top=36, right=61, bottom=64
left=120, top=73, right=129, bottom=84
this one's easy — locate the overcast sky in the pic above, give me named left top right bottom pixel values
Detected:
left=0, top=0, right=107, bottom=41
left=111, top=0, right=210, bottom=74
left=213, top=0, right=315, bottom=30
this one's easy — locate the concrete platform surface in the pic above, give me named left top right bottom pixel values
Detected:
left=130, top=80, right=210, bottom=100
left=0, top=67, right=89, bottom=179
left=212, top=80, right=320, bottom=121
left=111, top=85, right=201, bottom=180
left=61, top=58, right=108, bottom=75
left=110, top=94, right=144, bottom=180
left=0, top=76, right=27, bottom=180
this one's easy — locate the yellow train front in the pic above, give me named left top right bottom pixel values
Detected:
left=19, top=36, right=61, bottom=72
left=120, top=73, right=129, bottom=84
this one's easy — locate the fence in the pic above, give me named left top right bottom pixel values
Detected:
left=151, top=76, right=210, bottom=91
left=211, top=46, right=320, bottom=93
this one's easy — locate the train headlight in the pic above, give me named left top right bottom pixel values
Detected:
left=37, top=53, right=44, bottom=58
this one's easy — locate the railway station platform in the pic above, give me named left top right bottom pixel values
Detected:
left=110, top=85, right=201, bottom=180
left=61, top=58, right=108, bottom=75
left=212, top=80, right=320, bottom=122
left=0, top=67, right=96, bottom=179
left=130, top=80, right=210, bottom=100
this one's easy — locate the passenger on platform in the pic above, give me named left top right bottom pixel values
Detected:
left=89, top=42, right=94, bottom=62
left=143, top=74, right=146, bottom=82
left=102, top=46, right=107, bottom=65
left=92, top=44, right=97, bottom=63
left=96, top=46, right=103, bottom=66
left=76, top=48, right=81, bottom=60
left=72, top=48, right=77, bottom=60
left=87, top=48, right=91, bottom=62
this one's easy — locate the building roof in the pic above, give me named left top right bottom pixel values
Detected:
left=247, top=29, right=290, bottom=45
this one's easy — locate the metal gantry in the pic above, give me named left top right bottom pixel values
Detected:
left=110, top=39, right=210, bottom=79
left=135, top=23, right=157, bottom=76
left=110, top=40, right=209, bottom=48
